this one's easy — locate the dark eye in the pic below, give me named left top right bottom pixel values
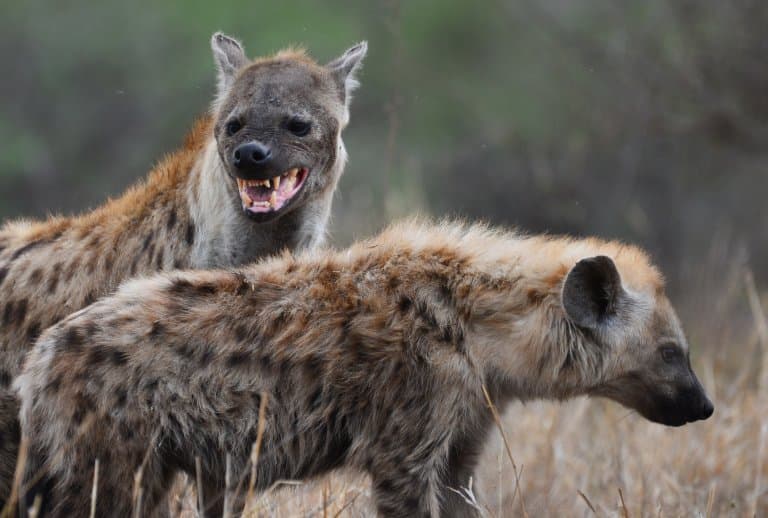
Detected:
left=287, top=118, right=312, bottom=137
left=225, top=119, right=242, bottom=136
left=659, top=344, right=683, bottom=363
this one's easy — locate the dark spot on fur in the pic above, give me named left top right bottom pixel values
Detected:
left=173, top=259, right=183, bottom=269
left=234, top=325, right=248, bottom=343
left=226, top=352, right=251, bottom=368
left=149, top=321, right=164, bottom=338
left=11, top=239, right=50, bottom=261
left=26, top=321, right=41, bottom=342
left=398, top=296, right=412, bottom=312
left=83, top=291, right=96, bottom=306
left=199, top=346, right=214, bottom=366
left=141, top=232, right=154, bottom=253
left=72, top=407, right=86, bottom=425
left=166, top=211, right=177, bottom=232
left=47, top=263, right=62, bottom=293
left=61, top=327, right=83, bottom=350
left=146, top=243, right=155, bottom=263
left=175, top=344, right=195, bottom=360
left=63, top=257, right=79, bottom=282
left=87, top=347, right=108, bottom=365
left=129, top=255, right=140, bottom=276
left=155, top=248, right=165, bottom=269
left=28, top=267, right=43, bottom=284
left=15, top=298, right=28, bottom=322
left=2, top=301, right=14, bottom=326
left=118, top=421, right=135, bottom=441
left=185, top=223, right=195, bottom=246
left=110, top=349, right=129, bottom=366
left=0, top=267, right=7, bottom=288
left=86, top=254, right=99, bottom=274
left=45, top=374, right=62, bottom=393
left=114, top=388, right=128, bottom=408
left=143, top=378, right=159, bottom=393
left=0, top=370, right=11, bottom=387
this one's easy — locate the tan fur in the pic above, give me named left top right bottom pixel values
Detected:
left=16, top=219, right=710, bottom=517
left=0, top=35, right=367, bottom=505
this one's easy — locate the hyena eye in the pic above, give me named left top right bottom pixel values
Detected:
left=225, top=119, right=243, bottom=136
left=287, top=117, right=312, bottom=137
left=659, top=344, right=683, bottom=363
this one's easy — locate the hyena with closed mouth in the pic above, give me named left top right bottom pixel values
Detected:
left=0, top=32, right=367, bottom=504
left=17, top=219, right=713, bottom=517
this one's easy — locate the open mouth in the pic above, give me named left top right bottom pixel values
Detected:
left=236, top=168, right=308, bottom=214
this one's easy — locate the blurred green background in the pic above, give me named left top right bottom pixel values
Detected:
left=1, top=0, right=766, bottom=304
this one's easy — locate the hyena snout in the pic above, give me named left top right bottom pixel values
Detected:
left=655, top=372, right=714, bottom=426
left=233, top=141, right=273, bottom=177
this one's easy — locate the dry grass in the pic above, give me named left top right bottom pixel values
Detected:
left=153, top=268, right=768, bottom=517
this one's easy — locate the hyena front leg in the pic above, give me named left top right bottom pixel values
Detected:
left=437, top=431, right=490, bottom=518
left=370, top=467, right=441, bottom=518
left=0, top=391, right=20, bottom=507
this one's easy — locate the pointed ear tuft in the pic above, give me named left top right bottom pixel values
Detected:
left=211, top=32, right=247, bottom=100
left=562, top=256, right=624, bottom=329
left=326, top=41, right=368, bottom=105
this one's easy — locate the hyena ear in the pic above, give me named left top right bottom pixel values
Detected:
left=326, top=41, right=368, bottom=105
left=211, top=32, right=248, bottom=99
left=562, top=255, right=624, bottom=329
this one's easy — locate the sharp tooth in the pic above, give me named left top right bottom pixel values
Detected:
left=242, top=192, right=253, bottom=207
left=273, top=176, right=280, bottom=189
left=264, top=179, right=271, bottom=189
left=288, top=168, right=298, bottom=180
left=269, top=191, right=277, bottom=208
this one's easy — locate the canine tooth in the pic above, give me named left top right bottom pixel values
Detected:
left=269, top=191, right=277, bottom=208
left=288, top=168, right=298, bottom=179
left=242, top=192, right=253, bottom=206
left=273, top=176, right=280, bottom=189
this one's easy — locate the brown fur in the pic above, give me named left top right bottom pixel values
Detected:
left=0, top=33, right=367, bottom=504
left=16, top=219, right=711, bottom=517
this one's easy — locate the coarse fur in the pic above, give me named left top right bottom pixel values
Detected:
left=16, top=219, right=713, bottom=517
left=0, top=32, right=366, bottom=505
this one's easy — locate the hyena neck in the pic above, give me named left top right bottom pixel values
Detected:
left=185, top=139, right=334, bottom=268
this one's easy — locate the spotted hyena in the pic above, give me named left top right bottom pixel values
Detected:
left=0, top=32, right=367, bottom=503
left=17, top=219, right=713, bottom=517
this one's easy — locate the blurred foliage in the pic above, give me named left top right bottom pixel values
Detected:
left=1, top=0, right=766, bottom=295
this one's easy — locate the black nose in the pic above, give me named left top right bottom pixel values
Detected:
left=696, top=397, right=714, bottom=420
left=232, top=141, right=272, bottom=175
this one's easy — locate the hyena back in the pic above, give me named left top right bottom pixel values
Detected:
left=0, top=32, right=366, bottom=503
left=17, top=219, right=713, bottom=517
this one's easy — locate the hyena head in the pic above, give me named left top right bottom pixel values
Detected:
left=561, top=256, right=714, bottom=427
left=210, top=32, right=367, bottom=222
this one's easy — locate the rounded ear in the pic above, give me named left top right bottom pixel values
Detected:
left=561, top=256, right=624, bottom=329
left=326, top=41, right=368, bottom=105
left=211, top=32, right=248, bottom=99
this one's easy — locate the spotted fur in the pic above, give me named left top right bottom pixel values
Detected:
left=16, top=219, right=711, bottom=517
left=0, top=33, right=366, bottom=504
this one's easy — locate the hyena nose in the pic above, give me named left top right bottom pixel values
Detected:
left=233, top=141, right=273, bottom=175
left=697, top=397, right=714, bottom=420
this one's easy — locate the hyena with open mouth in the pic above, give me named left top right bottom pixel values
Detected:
left=0, top=32, right=366, bottom=505
left=17, top=219, right=712, bottom=517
